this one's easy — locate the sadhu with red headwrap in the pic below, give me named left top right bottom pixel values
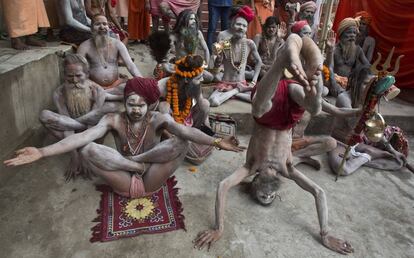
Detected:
left=4, top=77, right=243, bottom=199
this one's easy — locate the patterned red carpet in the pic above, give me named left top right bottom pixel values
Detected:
left=91, top=176, right=185, bottom=242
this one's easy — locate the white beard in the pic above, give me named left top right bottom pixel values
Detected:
left=93, top=33, right=109, bottom=49
left=64, top=84, right=93, bottom=118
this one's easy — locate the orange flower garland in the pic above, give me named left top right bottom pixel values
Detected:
left=322, top=65, right=330, bottom=82
left=166, top=76, right=192, bottom=124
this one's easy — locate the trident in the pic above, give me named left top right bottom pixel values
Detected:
left=335, top=47, right=404, bottom=181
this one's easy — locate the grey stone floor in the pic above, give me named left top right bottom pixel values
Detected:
left=0, top=134, right=413, bottom=258
left=0, top=43, right=413, bottom=258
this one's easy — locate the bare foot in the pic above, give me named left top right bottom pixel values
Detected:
left=193, top=229, right=223, bottom=250
left=26, top=35, right=46, bottom=47
left=11, top=37, right=29, bottom=50
left=65, top=152, right=82, bottom=182
left=322, top=233, right=354, bottom=255
left=277, top=34, right=308, bottom=87
left=293, top=157, right=321, bottom=170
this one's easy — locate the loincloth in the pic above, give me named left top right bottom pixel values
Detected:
left=334, top=74, right=348, bottom=89
left=291, top=137, right=311, bottom=152
left=114, top=174, right=154, bottom=198
left=101, top=77, right=127, bottom=89
left=214, top=80, right=248, bottom=92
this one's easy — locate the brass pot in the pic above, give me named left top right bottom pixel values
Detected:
left=212, top=40, right=231, bottom=55
left=364, top=112, right=386, bottom=142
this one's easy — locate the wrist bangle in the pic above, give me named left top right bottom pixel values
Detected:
left=251, top=81, right=256, bottom=86
left=213, top=138, right=223, bottom=149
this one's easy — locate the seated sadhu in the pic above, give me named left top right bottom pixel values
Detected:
left=4, top=78, right=243, bottom=198
left=77, top=15, right=142, bottom=92
left=209, top=5, right=262, bottom=107
left=40, top=53, right=120, bottom=180
left=157, top=55, right=215, bottom=164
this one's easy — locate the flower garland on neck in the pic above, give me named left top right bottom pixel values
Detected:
left=166, top=56, right=204, bottom=124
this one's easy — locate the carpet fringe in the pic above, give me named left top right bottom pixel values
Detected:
left=89, top=184, right=107, bottom=243
left=168, top=177, right=187, bottom=232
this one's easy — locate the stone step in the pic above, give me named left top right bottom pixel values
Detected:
left=206, top=89, right=414, bottom=135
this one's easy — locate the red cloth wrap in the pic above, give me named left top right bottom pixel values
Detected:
left=354, top=11, right=372, bottom=24
left=124, top=77, right=160, bottom=104
left=291, top=20, right=309, bottom=34
left=234, top=5, right=255, bottom=23
left=111, top=0, right=117, bottom=8
left=251, top=79, right=305, bottom=130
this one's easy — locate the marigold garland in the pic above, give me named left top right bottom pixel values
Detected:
left=174, top=56, right=204, bottom=78
left=166, top=76, right=192, bottom=124
left=322, top=65, right=330, bottom=82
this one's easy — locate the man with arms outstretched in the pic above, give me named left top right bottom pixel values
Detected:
left=5, top=78, right=243, bottom=198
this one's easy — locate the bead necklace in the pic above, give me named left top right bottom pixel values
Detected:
left=125, top=114, right=149, bottom=155
left=230, top=39, right=247, bottom=73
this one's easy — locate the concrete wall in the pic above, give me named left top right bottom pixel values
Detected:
left=0, top=50, right=65, bottom=159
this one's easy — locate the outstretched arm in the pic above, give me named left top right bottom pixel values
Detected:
left=4, top=116, right=112, bottom=166
left=248, top=40, right=263, bottom=84
left=117, top=41, right=143, bottom=77
left=160, top=114, right=244, bottom=152
left=194, top=166, right=250, bottom=250
left=286, top=164, right=354, bottom=255
left=322, top=99, right=361, bottom=118
left=198, top=31, right=210, bottom=65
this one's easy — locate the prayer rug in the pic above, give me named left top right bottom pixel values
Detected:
left=90, top=176, right=185, bottom=242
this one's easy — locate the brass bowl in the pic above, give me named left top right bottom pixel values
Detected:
left=364, top=112, right=386, bottom=142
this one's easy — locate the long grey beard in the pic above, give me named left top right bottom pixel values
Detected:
left=93, top=34, right=109, bottom=49
left=64, top=84, right=93, bottom=118
left=340, top=42, right=356, bottom=61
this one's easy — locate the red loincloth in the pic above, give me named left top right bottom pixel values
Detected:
left=251, top=79, right=305, bottom=130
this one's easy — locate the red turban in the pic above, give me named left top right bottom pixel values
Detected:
left=354, top=11, right=372, bottom=24
left=234, top=5, right=254, bottom=23
left=291, top=20, right=309, bottom=34
left=124, top=77, right=160, bottom=105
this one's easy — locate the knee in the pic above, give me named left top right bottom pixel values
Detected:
left=39, top=110, right=54, bottom=124
left=314, top=186, right=326, bottom=200
left=200, top=98, right=210, bottom=113
left=209, top=96, right=220, bottom=107
left=80, top=142, right=99, bottom=159
left=324, top=137, right=337, bottom=152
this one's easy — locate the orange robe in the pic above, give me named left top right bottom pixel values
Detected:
left=128, top=0, right=151, bottom=40
left=2, top=0, right=50, bottom=38
left=247, top=0, right=273, bottom=39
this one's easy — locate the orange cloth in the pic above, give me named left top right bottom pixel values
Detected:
left=2, top=0, right=50, bottom=38
left=247, top=0, right=273, bottom=39
left=128, top=0, right=151, bottom=40
left=332, top=0, right=414, bottom=90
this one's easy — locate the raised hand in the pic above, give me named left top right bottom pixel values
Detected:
left=4, top=147, right=43, bottom=167
left=193, top=229, right=223, bottom=250
left=326, top=30, right=336, bottom=49
left=216, top=136, right=246, bottom=152
left=277, top=22, right=288, bottom=39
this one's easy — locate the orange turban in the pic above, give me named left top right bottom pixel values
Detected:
left=354, top=11, right=372, bottom=24
left=124, top=77, right=160, bottom=104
